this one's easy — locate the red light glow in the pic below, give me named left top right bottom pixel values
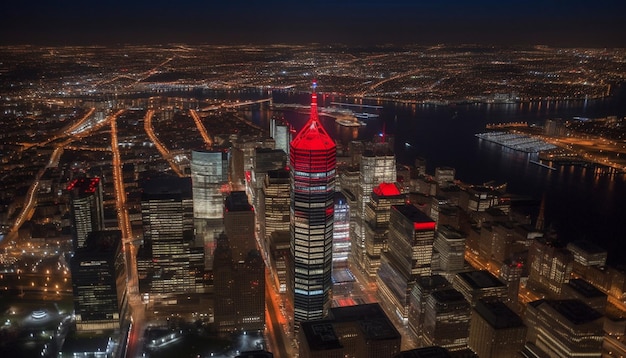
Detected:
left=373, top=182, right=401, bottom=196
left=413, top=222, right=436, bottom=231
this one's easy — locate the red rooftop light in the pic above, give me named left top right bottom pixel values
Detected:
left=373, top=182, right=401, bottom=196
left=414, top=221, right=436, bottom=231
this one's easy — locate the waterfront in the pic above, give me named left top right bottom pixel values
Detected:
left=242, top=88, right=626, bottom=266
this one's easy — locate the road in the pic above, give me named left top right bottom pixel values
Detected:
left=189, top=109, right=213, bottom=147
left=264, top=270, right=293, bottom=358
left=110, top=109, right=147, bottom=358
left=143, top=109, right=184, bottom=177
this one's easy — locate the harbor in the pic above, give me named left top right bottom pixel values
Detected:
left=475, top=131, right=557, bottom=153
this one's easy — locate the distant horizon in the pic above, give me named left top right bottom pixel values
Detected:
left=1, top=42, right=625, bottom=49
left=2, top=0, right=625, bottom=47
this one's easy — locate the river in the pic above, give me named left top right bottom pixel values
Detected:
left=236, top=87, right=626, bottom=266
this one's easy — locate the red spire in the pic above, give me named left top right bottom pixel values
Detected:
left=290, top=82, right=334, bottom=151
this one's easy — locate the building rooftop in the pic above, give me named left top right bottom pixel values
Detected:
left=225, top=191, right=253, bottom=212
left=67, top=177, right=100, bottom=195
left=393, top=204, right=436, bottom=231
left=267, top=168, right=290, bottom=180
left=431, top=289, right=467, bottom=304
left=83, top=230, right=122, bottom=254
left=415, top=275, right=452, bottom=291
left=567, top=240, right=608, bottom=255
left=566, top=278, right=607, bottom=298
left=474, top=299, right=524, bottom=329
left=300, top=321, right=343, bottom=351
left=330, top=303, right=401, bottom=341
left=140, top=174, right=192, bottom=200
left=373, top=182, right=402, bottom=197
left=530, top=299, right=603, bottom=325
left=331, top=268, right=355, bottom=284
left=457, top=270, right=506, bottom=290
left=437, top=225, right=464, bottom=240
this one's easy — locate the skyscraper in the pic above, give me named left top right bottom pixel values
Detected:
left=352, top=143, right=396, bottom=270
left=523, top=299, right=603, bottom=358
left=190, top=149, right=229, bottom=220
left=432, top=225, right=466, bottom=274
left=453, top=270, right=507, bottom=307
left=137, top=175, right=204, bottom=309
left=298, top=303, right=401, bottom=358
left=224, top=191, right=256, bottom=262
left=290, top=84, right=336, bottom=323
left=270, top=116, right=292, bottom=156
left=213, top=234, right=265, bottom=332
left=262, top=169, right=291, bottom=244
left=423, top=288, right=470, bottom=351
left=191, top=149, right=228, bottom=271
left=68, top=177, right=104, bottom=249
left=70, top=230, right=126, bottom=332
left=377, top=204, right=436, bottom=322
left=364, top=182, right=406, bottom=276
left=527, top=237, right=574, bottom=298
left=408, top=274, right=452, bottom=344
left=332, top=192, right=350, bottom=269
left=468, top=299, right=527, bottom=358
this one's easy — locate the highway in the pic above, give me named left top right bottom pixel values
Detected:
left=143, top=109, right=184, bottom=177
left=109, top=109, right=132, bottom=241
left=19, top=108, right=96, bottom=150
left=189, top=109, right=213, bottom=147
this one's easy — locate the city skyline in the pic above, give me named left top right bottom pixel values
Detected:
left=1, top=38, right=626, bottom=356
left=1, top=1, right=626, bottom=46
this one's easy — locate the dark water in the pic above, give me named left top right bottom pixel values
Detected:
left=241, top=88, right=626, bottom=266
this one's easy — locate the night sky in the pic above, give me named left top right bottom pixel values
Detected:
left=1, top=0, right=625, bottom=46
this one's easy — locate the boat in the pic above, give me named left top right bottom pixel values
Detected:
left=336, top=119, right=362, bottom=127
left=354, top=112, right=380, bottom=119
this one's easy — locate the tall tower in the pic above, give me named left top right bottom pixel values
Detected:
left=191, top=149, right=228, bottom=271
left=68, top=177, right=104, bottom=249
left=290, top=83, right=336, bottom=323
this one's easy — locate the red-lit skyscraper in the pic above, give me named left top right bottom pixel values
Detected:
left=290, top=83, right=336, bottom=323
left=68, top=177, right=104, bottom=249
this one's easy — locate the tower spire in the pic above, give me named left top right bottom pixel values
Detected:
left=310, top=80, right=319, bottom=123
